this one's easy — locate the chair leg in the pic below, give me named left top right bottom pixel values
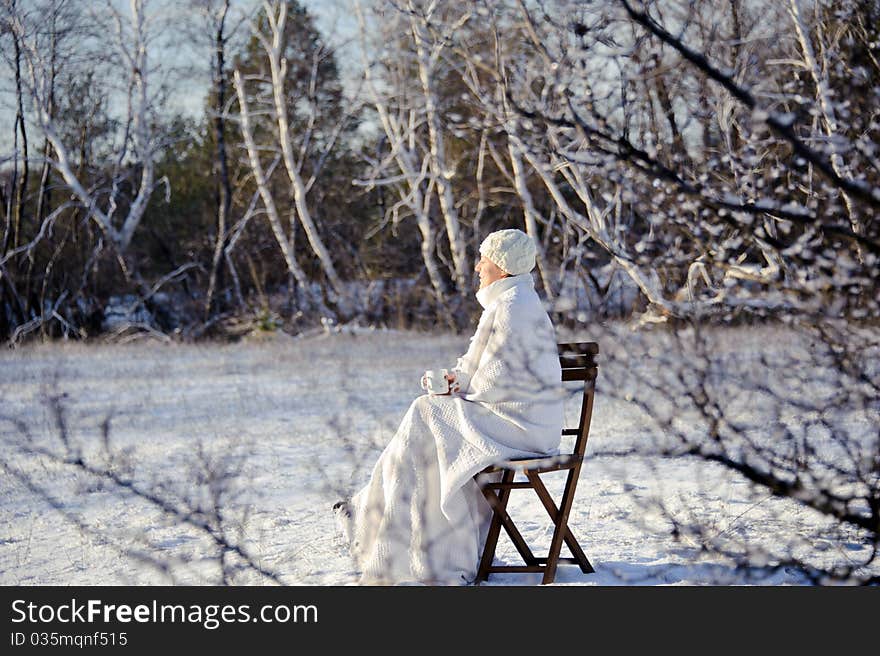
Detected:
left=477, top=469, right=514, bottom=582
left=541, top=466, right=582, bottom=585
left=526, top=471, right=594, bottom=574
left=482, top=486, right=537, bottom=566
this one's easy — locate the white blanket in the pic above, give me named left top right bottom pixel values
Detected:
left=346, top=273, right=564, bottom=584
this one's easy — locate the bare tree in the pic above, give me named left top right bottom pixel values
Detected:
left=198, top=0, right=237, bottom=319
left=233, top=66, right=310, bottom=289
left=353, top=0, right=449, bottom=304
left=2, top=0, right=28, bottom=254
left=463, top=0, right=878, bottom=322
left=457, top=0, right=878, bottom=582
left=787, top=0, right=863, bottom=262
left=232, top=0, right=352, bottom=308
left=4, top=0, right=169, bottom=253
left=431, top=12, right=559, bottom=300
left=403, top=0, right=471, bottom=296
left=593, top=317, right=879, bottom=584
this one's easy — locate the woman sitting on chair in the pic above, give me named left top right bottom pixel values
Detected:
left=334, top=228, right=564, bottom=585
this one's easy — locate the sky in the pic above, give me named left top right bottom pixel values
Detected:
left=140, top=0, right=362, bottom=122
left=0, top=0, right=361, bottom=157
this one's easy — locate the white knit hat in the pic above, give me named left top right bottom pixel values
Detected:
left=479, top=228, right=536, bottom=275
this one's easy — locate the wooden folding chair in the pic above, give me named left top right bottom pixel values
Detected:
left=475, top=342, right=599, bottom=585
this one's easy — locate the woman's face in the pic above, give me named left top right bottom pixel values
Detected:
left=475, top=255, right=509, bottom=290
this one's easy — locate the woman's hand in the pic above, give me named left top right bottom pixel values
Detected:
left=421, top=371, right=461, bottom=394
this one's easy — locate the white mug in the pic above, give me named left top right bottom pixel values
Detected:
left=421, top=368, right=450, bottom=395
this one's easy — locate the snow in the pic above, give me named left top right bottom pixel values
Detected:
left=1, top=325, right=877, bottom=586
left=770, top=112, right=797, bottom=128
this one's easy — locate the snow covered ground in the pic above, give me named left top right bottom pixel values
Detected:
left=1, top=323, right=876, bottom=585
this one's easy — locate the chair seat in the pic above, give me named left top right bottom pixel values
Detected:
left=481, top=453, right=583, bottom=474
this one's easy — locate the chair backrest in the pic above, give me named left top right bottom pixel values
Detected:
left=557, top=342, right=599, bottom=459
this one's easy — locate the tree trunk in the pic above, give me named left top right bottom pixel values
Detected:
left=263, top=2, right=345, bottom=298
left=507, top=134, right=555, bottom=300
left=789, top=0, right=861, bottom=261
left=12, top=18, right=28, bottom=253
left=233, top=68, right=308, bottom=289
left=408, top=5, right=469, bottom=295
left=205, top=0, right=233, bottom=319
left=35, top=3, right=57, bottom=227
